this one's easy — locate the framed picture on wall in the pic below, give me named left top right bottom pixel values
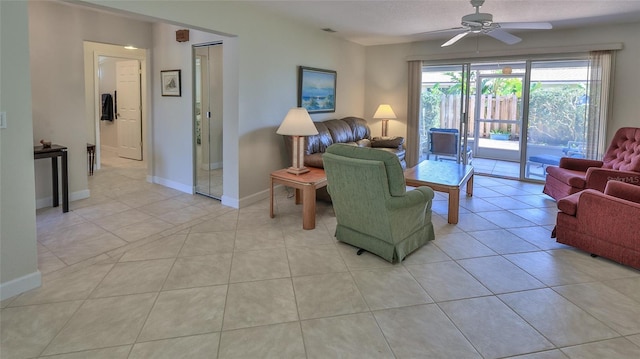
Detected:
left=298, top=66, right=336, bottom=113
left=161, top=69, right=181, bottom=97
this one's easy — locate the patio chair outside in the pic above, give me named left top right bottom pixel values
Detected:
left=427, top=128, right=472, bottom=163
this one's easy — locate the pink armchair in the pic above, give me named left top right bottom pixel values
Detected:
left=553, top=181, right=640, bottom=269
left=543, top=127, right=640, bottom=201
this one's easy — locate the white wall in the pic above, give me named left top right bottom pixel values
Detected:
left=28, top=0, right=153, bottom=207
left=365, top=22, right=640, bottom=142
left=83, top=0, right=366, bottom=206
left=150, top=24, right=231, bottom=196
left=0, top=1, right=40, bottom=300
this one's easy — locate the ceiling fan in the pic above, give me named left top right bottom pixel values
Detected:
left=433, top=0, right=552, bottom=47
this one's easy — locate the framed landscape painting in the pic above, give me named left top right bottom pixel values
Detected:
left=298, top=66, right=336, bottom=113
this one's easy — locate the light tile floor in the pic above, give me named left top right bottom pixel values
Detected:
left=2, top=159, right=640, bottom=359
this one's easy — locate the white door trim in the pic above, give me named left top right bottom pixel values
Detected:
left=86, top=42, right=149, bottom=172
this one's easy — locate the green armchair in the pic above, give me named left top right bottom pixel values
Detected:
left=323, top=144, right=435, bottom=263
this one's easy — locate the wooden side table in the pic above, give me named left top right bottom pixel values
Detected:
left=270, top=167, right=327, bottom=230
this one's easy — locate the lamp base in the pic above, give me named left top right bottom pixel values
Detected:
left=381, top=119, right=389, bottom=137
left=286, top=166, right=310, bottom=175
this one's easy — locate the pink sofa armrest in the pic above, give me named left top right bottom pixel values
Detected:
left=586, top=168, right=640, bottom=192
left=559, top=157, right=603, bottom=172
left=605, top=180, right=640, bottom=204
left=557, top=192, right=581, bottom=216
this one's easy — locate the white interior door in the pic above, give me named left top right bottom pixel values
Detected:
left=116, top=60, right=142, bottom=160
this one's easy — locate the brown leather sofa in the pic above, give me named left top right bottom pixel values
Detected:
left=286, top=116, right=406, bottom=169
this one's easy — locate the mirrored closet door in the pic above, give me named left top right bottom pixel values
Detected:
left=194, top=42, right=223, bottom=199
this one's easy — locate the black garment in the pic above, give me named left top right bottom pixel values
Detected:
left=101, top=93, right=114, bottom=121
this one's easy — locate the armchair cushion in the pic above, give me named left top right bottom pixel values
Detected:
left=325, top=143, right=406, bottom=196
left=545, top=167, right=586, bottom=188
left=558, top=157, right=604, bottom=172
left=605, top=180, right=640, bottom=204
left=602, top=127, right=640, bottom=171
left=585, top=168, right=640, bottom=192
left=323, top=143, right=435, bottom=263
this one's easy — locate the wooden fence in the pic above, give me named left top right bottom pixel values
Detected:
left=429, top=94, right=520, bottom=138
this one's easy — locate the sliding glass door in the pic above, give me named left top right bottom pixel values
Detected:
left=523, top=60, right=589, bottom=180
left=419, top=64, right=471, bottom=164
left=419, top=57, right=597, bottom=181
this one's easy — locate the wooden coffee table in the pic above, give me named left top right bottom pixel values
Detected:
left=404, top=160, right=474, bottom=224
left=270, top=167, right=327, bottom=230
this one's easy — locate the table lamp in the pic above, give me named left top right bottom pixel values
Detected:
left=277, top=107, right=318, bottom=175
left=373, top=104, right=397, bottom=137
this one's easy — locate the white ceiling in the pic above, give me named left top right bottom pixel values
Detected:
left=245, top=0, right=640, bottom=46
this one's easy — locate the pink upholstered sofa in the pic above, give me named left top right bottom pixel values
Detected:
left=554, top=180, right=640, bottom=269
left=543, top=127, right=640, bottom=201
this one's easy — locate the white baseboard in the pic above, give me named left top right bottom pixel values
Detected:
left=35, top=189, right=90, bottom=210
left=221, top=195, right=239, bottom=209
left=0, top=271, right=42, bottom=301
left=152, top=176, right=193, bottom=194
left=237, top=187, right=271, bottom=208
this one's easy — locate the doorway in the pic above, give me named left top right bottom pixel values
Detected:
left=472, top=67, right=525, bottom=163
left=193, top=42, right=223, bottom=199
left=97, top=56, right=143, bottom=165
left=86, top=41, right=148, bottom=174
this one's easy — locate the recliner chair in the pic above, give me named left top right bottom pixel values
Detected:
left=554, top=180, right=640, bottom=269
left=322, top=143, right=435, bottom=263
left=543, top=127, right=640, bottom=201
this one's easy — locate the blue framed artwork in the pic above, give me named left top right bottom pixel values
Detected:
left=298, top=66, right=336, bottom=113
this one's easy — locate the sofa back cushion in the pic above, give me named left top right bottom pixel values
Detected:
left=324, top=119, right=356, bottom=143
left=602, top=127, right=640, bottom=172
left=341, top=117, right=371, bottom=141
left=304, top=121, right=334, bottom=155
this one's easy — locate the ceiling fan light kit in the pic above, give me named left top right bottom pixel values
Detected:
left=437, top=0, right=552, bottom=47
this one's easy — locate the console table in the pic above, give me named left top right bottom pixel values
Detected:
left=34, top=144, right=69, bottom=213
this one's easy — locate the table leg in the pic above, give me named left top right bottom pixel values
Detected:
left=270, top=177, right=275, bottom=218
left=466, top=174, right=474, bottom=197
left=448, top=187, right=460, bottom=224
left=51, top=156, right=59, bottom=208
left=62, top=150, right=69, bottom=213
left=302, top=184, right=316, bottom=230
left=295, top=188, right=302, bottom=205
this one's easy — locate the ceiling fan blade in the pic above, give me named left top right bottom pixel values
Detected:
left=442, top=31, right=470, bottom=47
left=498, top=22, right=552, bottom=30
left=486, top=28, right=521, bottom=45
left=418, top=27, right=467, bottom=35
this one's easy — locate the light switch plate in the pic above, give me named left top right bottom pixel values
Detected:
left=0, top=112, right=6, bottom=129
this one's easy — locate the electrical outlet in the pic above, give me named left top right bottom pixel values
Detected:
left=0, top=112, right=6, bottom=129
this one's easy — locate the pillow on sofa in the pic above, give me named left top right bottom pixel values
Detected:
left=371, top=136, right=404, bottom=149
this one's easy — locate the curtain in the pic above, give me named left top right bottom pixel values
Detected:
left=406, top=61, right=422, bottom=168
left=586, top=50, right=614, bottom=159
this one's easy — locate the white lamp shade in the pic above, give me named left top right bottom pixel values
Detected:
left=276, top=108, right=319, bottom=136
left=373, top=104, right=397, bottom=119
